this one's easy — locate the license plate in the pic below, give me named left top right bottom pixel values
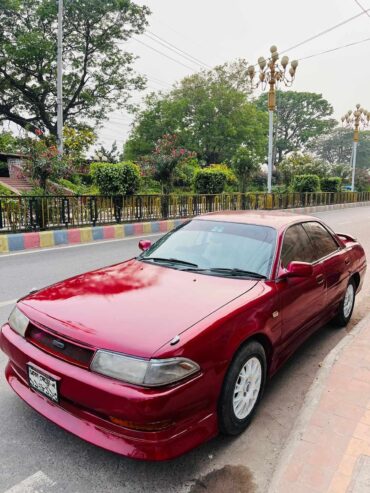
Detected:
left=27, top=364, right=59, bottom=403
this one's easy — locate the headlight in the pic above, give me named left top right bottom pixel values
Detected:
left=91, top=350, right=200, bottom=387
left=8, top=306, right=29, bottom=337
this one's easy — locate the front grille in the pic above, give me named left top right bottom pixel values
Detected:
left=26, top=324, right=94, bottom=369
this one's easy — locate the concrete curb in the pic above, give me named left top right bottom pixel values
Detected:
left=287, top=200, right=370, bottom=215
left=0, top=218, right=186, bottom=254
left=0, top=201, right=369, bottom=254
left=268, top=312, right=370, bottom=493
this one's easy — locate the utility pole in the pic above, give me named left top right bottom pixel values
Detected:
left=248, top=46, right=298, bottom=193
left=341, top=105, right=369, bottom=192
left=57, top=0, right=64, bottom=156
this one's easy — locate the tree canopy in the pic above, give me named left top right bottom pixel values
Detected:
left=0, top=0, right=150, bottom=136
left=124, top=68, right=268, bottom=165
left=309, top=128, right=370, bottom=169
left=256, top=91, right=337, bottom=163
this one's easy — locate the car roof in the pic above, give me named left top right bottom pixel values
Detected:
left=195, top=210, right=318, bottom=229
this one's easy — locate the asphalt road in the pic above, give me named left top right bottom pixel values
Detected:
left=0, top=207, right=369, bottom=493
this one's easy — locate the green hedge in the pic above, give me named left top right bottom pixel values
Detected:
left=194, top=168, right=227, bottom=194
left=292, top=174, right=321, bottom=193
left=0, top=183, right=15, bottom=195
left=91, top=161, right=141, bottom=196
left=320, top=177, right=342, bottom=192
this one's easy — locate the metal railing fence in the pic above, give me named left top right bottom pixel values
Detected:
left=0, top=191, right=369, bottom=233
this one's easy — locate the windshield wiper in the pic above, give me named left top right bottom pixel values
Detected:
left=207, top=268, right=266, bottom=279
left=140, top=257, right=198, bottom=267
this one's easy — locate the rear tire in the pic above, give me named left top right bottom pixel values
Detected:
left=333, top=278, right=356, bottom=327
left=218, top=341, right=266, bottom=436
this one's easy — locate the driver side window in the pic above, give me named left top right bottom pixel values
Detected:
left=281, top=224, right=314, bottom=268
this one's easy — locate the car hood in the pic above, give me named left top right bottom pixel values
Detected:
left=19, top=259, right=258, bottom=358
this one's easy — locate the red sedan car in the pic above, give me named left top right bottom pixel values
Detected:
left=0, top=211, right=366, bottom=460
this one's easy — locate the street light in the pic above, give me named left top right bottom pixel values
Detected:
left=57, top=0, right=63, bottom=156
left=248, top=46, right=298, bottom=193
left=341, top=104, right=370, bottom=192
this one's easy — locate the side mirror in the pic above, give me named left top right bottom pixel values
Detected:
left=138, top=240, right=152, bottom=251
left=280, top=261, right=313, bottom=279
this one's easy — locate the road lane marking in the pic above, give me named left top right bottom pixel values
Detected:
left=0, top=299, right=17, bottom=308
left=4, top=471, right=56, bottom=493
left=0, top=232, right=162, bottom=258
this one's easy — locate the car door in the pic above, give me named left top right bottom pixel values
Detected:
left=302, top=221, right=349, bottom=317
left=277, top=223, right=326, bottom=355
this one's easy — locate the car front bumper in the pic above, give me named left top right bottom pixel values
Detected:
left=0, top=323, right=218, bottom=461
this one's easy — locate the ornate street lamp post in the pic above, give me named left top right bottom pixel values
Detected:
left=248, top=46, right=298, bottom=193
left=341, top=105, right=370, bottom=192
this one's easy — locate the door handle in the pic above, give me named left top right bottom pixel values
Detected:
left=345, top=258, right=351, bottom=265
left=316, top=274, right=325, bottom=285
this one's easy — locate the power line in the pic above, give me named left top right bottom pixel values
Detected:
left=129, top=37, right=198, bottom=72
left=154, top=18, right=226, bottom=64
left=145, top=31, right=212, bottom=69
left=145, top=75, right=172, bottom=88
left=353, top=0, right=370, bottom=17
left=298, top=36, right=370, bottom=61
left=282, top=9, right=370, bottom=54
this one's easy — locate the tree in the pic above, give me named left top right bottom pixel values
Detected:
left=207, top=58, right=252, bottom=93
left=124, top=69, right=268, bottom=164
left=309, top=128, right=370, bottom=169
left=0, top=0, right=149, bottom=136
left=279, top=153, right=330, bottom=184
left=150, top=134, right=195, bottom=193
left=256, top=91, right=336, bottom=163
left=24, top=135, right=71, bottom=191
left=63, top=126, right=96, bottom=168
left=0, top=129, right=21, bottom=153
left=93, top=141, right=122, bottom=164
left=355, top=169, right=370, bottom=192
left=231, top=146, right=260, bottom=192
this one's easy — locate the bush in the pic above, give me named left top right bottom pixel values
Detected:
left=0, top=183, right=15, bottom=195
left=90, top=161, right=141, bottom=196
left=209, top=164, right=238, bottom=187
left=194, top=168, right=227, bottom=194
left=292, top=174, right=321, bottom=193
left=139, top=176, right=162, bottom=194
left=58, top=178, right=99, bottom=195
left=320, top=177, right=342, bottom=192
left=173, top=158, right=200, bottom=189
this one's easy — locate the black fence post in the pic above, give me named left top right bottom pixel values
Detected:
left=61, top=197, right=70, bottom=227
left=113, top=196, right=122, bottom=223
left=161, top=195, right=169, bottom=219
left=89, top=196, right=98, bottom=226
left=29, top=198, right=39, bottom=231
left=135, top=195, right=143, bottom=220
left=0, top=199, right=2, bottom=230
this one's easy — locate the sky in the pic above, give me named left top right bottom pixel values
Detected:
left=97, top=0, right=370, bottom=154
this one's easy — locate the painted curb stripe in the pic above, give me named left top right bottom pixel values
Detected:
left=0, top=235, right=9, bottom=253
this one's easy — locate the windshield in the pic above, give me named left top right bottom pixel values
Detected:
left=139, top=219, right=277, bottom=278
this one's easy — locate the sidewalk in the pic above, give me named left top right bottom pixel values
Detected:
left=269, top=313, right=370, bottom=493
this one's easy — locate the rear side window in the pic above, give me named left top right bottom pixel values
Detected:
left=303, top=222, right=339, bottom=260
left=281, top=224, right=314, bottom=267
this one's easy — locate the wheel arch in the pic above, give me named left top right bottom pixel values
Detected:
left=351, top=272, right=361, bottom=292
left=233, top=332, right=274, bottom=372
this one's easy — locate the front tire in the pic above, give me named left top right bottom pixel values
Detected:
left=333, top=278, right=356, bottom=327
left=219, top=341, right=266, bottom=436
